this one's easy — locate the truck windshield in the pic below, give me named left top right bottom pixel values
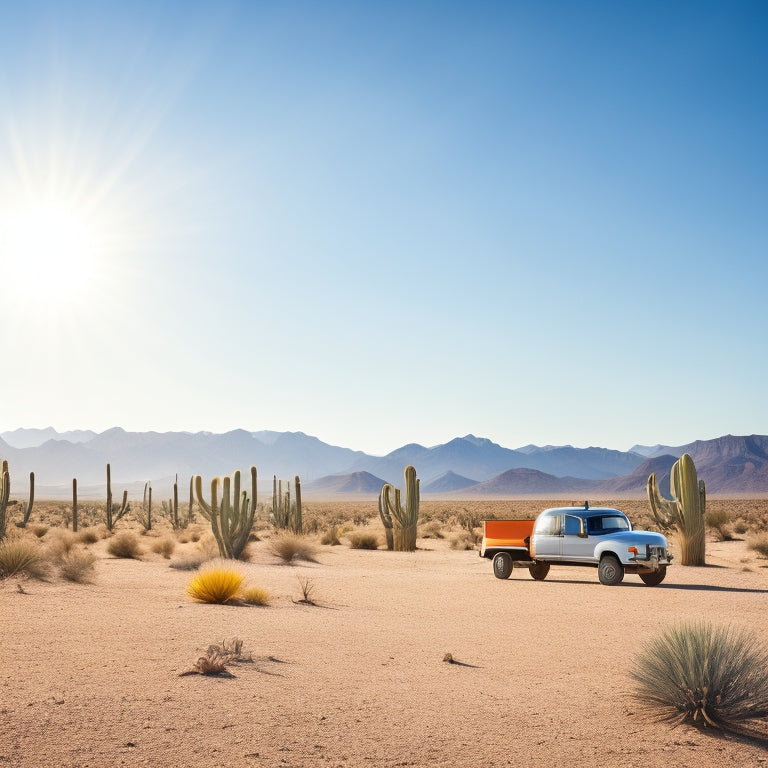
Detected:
left=586, top=515, right=630, bottom=535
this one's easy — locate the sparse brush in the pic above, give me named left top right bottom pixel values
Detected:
left=77, top=527, right=100, bottom=544
left=632, top=621, right=768, bottom=729
left=240, top=585, right=270, bottom=606
left=449, top=531, right=476, bottom=550
left=29, top=524, right=49, bottom=538
left=169, top=551, right=207, bottom=571
left=705, top=509, right=733, bottom=541
left=748, top=533, right=768, bottom=558
left=151, top=536, right=176, bottom=559
left=347, top=531, right=380, bottom=550
left=196, top=534, right=220, bottom=561
left=420, top=521, right=445, bottom=539
left=0, top=537, right=49, bottom=579
left=269, top=532, right=318, bottom=564
left=296, top=574, right=316, bottom=604
left=59, top=549, right=97, bottom=583
left=106, top=531, right=143, bottom=559
left=186, top=560, right=244, bottom=604
left=320, top=526, right=341, bottom=546
left=45, top=529, right=78, bottom=563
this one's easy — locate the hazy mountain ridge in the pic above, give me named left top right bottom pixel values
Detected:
left=1, top=428, right=767, bottom=497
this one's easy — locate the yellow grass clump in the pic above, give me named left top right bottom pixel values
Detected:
left=0, top=536, right=49, bottom=579
left=240, top=585, right=270, bottom=606
left=186, top=560, right=244, bottom=604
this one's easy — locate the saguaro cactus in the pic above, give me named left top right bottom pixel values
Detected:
left=0, top=460, right=10, bottom=540
left=195, top=467, right=257, bottom=559
left=16, top=472, right=35, bottom=528
left=647, top=453, right=706, bottom=566
left=161, top=476, right=187, bottom=530
left=72, top=478, right=78, bottom=533
left=378, top=487, right=394, bottom=550
left=105, top=463, right=130, bottom=531
left=380, top=465, right=420, bottom=552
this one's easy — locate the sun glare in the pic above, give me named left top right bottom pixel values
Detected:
left=1, top=201, right=101, bottom=303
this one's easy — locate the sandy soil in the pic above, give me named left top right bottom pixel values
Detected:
left=2, top=523, right=767, bottom=768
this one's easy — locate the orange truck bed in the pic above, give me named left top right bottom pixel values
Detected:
left=480, top=519, right=535, bottom=559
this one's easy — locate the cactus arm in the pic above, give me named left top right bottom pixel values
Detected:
left=194, top=475, right=213, bottom=521
left=646, top=472, right=678, bottom=530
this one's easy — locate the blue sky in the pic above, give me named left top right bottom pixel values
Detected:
left=0, top=1, right=766, bottom=455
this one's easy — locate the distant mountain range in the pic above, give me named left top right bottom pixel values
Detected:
left=1, top=428, right=767, bottom=499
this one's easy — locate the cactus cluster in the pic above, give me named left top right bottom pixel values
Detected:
left=380, top=465, right=420, bottom=552
left=195, top=467, right=257, bottom=559
left=647, top=453, right=706, bottom=566
left=272, top=475, right=302, bottom=534
left=161, top=475, right=192, bottom=530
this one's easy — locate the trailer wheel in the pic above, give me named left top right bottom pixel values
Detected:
left=493, top=552, right=513, bottom=580
left=598, top=555, right=624, bottom=586
left=528, top=562, right=550, bottom=581
left=639, top=566, right=666, bottom=586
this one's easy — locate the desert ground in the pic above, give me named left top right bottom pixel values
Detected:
left=2, top=498, right=767, bottom=768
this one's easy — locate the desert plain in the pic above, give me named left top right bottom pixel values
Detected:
left=2, top=498, right=767, bottom=768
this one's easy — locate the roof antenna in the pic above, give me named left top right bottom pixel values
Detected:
left=584, top=500, right=589, bottom=510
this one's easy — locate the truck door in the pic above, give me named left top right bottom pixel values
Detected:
left=533, top=513, right=563, bottom=558
left=560, top=514, right=595, bottom=562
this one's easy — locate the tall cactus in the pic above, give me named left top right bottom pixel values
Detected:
left=378, top=487, right=394, bottom=550
left=272, top=474, right=303, bottom=533
left=0, top=460, right=10, bottom=540
left=72, top=478, right=78, bottom=533
left=161, top=476, right=186, bottom=530
left=380, top=465, right=420, bottom=552
left=105, top=463, right=130, bottom=531
left=195, top=467, right=257, bottom=559
left=16, top=471, right=35, bottom=528
left=647, top=453, right=706, bottom=566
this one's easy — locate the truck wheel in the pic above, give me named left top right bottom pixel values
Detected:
left=598, top=555, right=624, bottom=586
left=493, top=552, right=513, bottom=580
left=639, top=566, right=666, bottom=586
left=528, top=562, right=550, bottom=581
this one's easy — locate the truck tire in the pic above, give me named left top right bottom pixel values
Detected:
left=639, top=566, right=666, bottom=586
left=493, top=552, right=513, bottom=580
left=528, top=561, right=550, bottom=581
left=598, top=555, right=624, bottom=586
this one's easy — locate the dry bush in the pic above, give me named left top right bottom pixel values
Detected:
left=449, top=531, right=476, bottom=550
left=186, top=560, right=244, bottom=604
left=197, top=534, right=220, bottom=561
left=107, top=531, right=143, bottom=559
left=150, top=536, right=176, bottom=559
left=269, top=533, right=318, bottom=564
left=296, top=574, right=316, bottom=604
left=59, top=549, right=97, bottom=583
left=420, top=520, right=445, bottom=539
left=29, top=524, right=49, bottom=538
left=169, top=551, right=207, bottom=571
left=749, top=533, right=768, bottom=558
left=0, top=537, right=49, bottom=579
left=45, top=529, right=78, bottom=563
left=632, top=621, right=768, bottom=729
left=320, top=525, right=341, bottom=546
left=240, top=585, right=270, bottom=606
left=77, top=527, right=100, bottom=545
left=347, top=531, right=380, bottom=550
left=705, top=508, right=733, bottom=541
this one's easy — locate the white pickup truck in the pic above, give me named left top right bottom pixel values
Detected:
left=480, top=503, right=672, bottom=586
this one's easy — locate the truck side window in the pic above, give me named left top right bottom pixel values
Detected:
left=564, top=515, right=582, bottom=535
left=536, top=515, right=562, bottom=536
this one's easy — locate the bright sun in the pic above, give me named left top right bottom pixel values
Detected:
left=1, top=201, right=100, bottom=303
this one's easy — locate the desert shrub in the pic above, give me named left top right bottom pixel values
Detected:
left=632, top=621, right=768, bottom=729
left=269, top=533, right=318, bottom=564
left=107, top=531, right=143, bottom=559
left=45, top=529, right=78, bottom=562
left=240, top=585, right=270, bottom=606
left=169, top=551, right=207, bottom=570
left=0, top=537, right=49, bottom=579
left=748, top=533, right=768, bottom=558
left=705, top=508, right=733, bottom=541
left=77, top=527, right=100, bottom=544
left=186, top=560, right=244, bottom=604
left=197, top=534, right=220, bottom=561
left=449, top=531, right=476, bottom=550
left=347, top=531, right=380, bottom=550
left=320, top=526, right=341, bottom=546
left=733, top=520, right=749, bottom=535
left=420, top=521, right=445, bottom=539
left=59, top=549, right=97, bottom=583
left=151, top=536, right=176, bottom=559
left=29, top=524, right=49, bottom=538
